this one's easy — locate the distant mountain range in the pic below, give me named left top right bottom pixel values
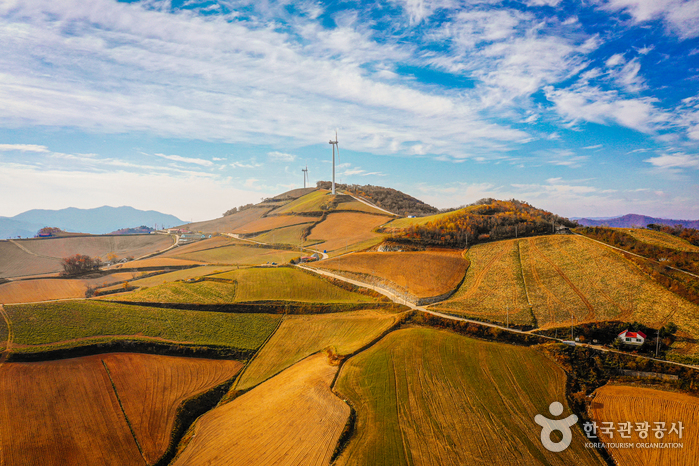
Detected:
left=575, top=214, right=699, bottom=229
left=0, top=206, right=184, bottom=239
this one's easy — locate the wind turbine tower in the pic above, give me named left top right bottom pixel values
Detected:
left=329, top=130, right=339, bottom=195
left=302, top=165, right=308, bottom=188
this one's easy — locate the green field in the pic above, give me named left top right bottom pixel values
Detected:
left=108, top=267, right=378, bottom=304
left=254, top=223, right=320, bottom=247
left=169, top=244, right=300, bottom=265
left=5, top=300, right=280, bottom=352
left=99, top=266, right=237, bottom=292
left=235, top=310, right=399, bottom=390
left=334, top=327, right=604, bottom=466
left=272, top=190, right=333, bottom=215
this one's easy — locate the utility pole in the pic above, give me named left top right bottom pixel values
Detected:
left=656, top=327, right=661, bottom=358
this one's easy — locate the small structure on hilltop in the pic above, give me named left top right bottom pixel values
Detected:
left=618, top=329, right=646, bottom=346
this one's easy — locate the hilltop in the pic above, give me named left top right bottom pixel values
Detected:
left=316, top=181, right=438, bottom=217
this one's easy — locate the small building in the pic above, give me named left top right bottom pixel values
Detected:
left=618, top=329, right=646, bottom=346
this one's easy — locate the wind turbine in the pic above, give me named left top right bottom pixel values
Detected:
left=329, top=130, right=339, bottom=195
left=302, top=165, right=309, bottom=188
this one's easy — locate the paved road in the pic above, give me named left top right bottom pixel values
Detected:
left=227, top=233, right=329, bottom=260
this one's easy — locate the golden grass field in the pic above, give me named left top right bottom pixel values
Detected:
left=0, top=273, right=134, bottom=304
left=306, top=212, right=391, bottom=253
left=272, top=189, right=333, bottom=215
left=113, top=257, right=203, bottom=268
left=253, top=222, right=316, bottom=246
left=167, top=244, right=300, bottom=265
left=618, top=228, right=699, bottom=252
left=173, top=353, right=349, bottom=466
left=435, top=236, right=699, bottom=356
left=235, top=309, right=400, bottom=390
left=180, top=206, right=272, bottom=233
left=0, top=353, right=242, bottom=466
left=334, top=327, right=604, bottom=466
left=435, top=239, right=532, bottom=325
left=16, top=235, right=175, bottom=261
left=379, top=209, right=457, bottom=230
left=159, top=236, right=237, bottom=257
left=591, top=385, right=699, bottom=466
left=0, top=241, right=63, bottom=278
left=98, top=266, right=235, bottom=292
left=309, top=250, right=468, bottom=299
left=230, top=215, right=317, bottom=235
left=111, top=267, right=378, bottom=304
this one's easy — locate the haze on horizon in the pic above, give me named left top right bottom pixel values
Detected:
left=1, top=0, right=698, bottom=222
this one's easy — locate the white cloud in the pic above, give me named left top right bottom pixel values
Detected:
left=268, top=151, right=296, bottom=162
left=644, top=153, right=699, bottom=170
left=0, top=144, right=50, bottom=152
left=605, top=53, right=625, bottom=67
left=596, top=0, right=699, bottom=39
left=154, top=153, right=214, bottom=166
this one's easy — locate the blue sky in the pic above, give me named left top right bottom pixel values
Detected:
left=1, top=0, right=698, bottom=221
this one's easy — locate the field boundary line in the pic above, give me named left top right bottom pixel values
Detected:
left=101, top=360, right=148, bottom=465
left=229, top=314, right=285, bottom=392
left=7, top=239, right=58, bottom=260
left=0, top=305, right=13, bottom=365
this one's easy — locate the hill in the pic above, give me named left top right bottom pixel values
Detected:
left=385, top=198, right=577, bottom=248
left=576, top=214, right=699, bottom=229
left=316, top=181, right=438, bottom=217
left=0, top=206, right=183, bottom=238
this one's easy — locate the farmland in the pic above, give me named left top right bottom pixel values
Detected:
left=0, top=353, right=242, bottom=466
left=0, top=241, right=63, bottom=278
left=334, top=327, right=604, bottom=466
left=112, top=257, right=203, bottom=268
left=166, top=244, right=300, bottom=265
left=159, top=236, right=237, bottom=257
left=434, top=235, right=699, bottom=357
left=253, top=222, right=316, bottom=246
left=106, top=280, right=238, bottom=304
left=179, top=206, right=272, bottom=233
left=230, top=215, right=316, bottom=235
left=309, top=250, right=468, bottom=300
left=306, top=212, right=392, bottom=253
left=271, top=189, right=333, bottom=215
left=99, top=266, right=236, bottom=292
left=236, top=309, right=400, bottom=390
left=619, top=228, right=699, bottom=252
left=4, top=300, right=279, bottom=352
left=15, top=234, right=175, bottom=261
left=173, top=353, right=349, bottom=466
left=0, top=273, right=133, bottom=304
left=590, top=385, right=699, bottom=466
left=434, top=239, right=532, bottom=325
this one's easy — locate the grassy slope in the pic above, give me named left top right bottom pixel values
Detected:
left=18, top=234, right=174, bottom=260
left=381, top=209, right=458, bottom=230
left=5, top=300, right=280, bottom=352
left=254, top=223, right=317, bottom=246
left=272, top=190, right=331, bottom=215
left=309, top=250, right=468, bottom=299
left=100, top=266, right=237, bottom=292
left=230, top=215, right=316, bottom=234
left=179, top=206, right=272, bottom=233
left=335, top=327, right=604, bottom=466
left=591, top=385, right=699, bottom=466
left=236, top=310, right=399, bottom=390
left=173, top=353, right=348, bottom=466
left=618, top=228, right=699, bottom=252
left=0, top=241, right=63, bottom=278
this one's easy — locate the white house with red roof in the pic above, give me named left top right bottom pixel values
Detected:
left=618, top=329, right=646, bottom=346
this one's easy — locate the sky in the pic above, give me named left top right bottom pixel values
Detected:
left=1, top=0, right=699, bottom=222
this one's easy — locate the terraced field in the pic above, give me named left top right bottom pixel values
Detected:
left=253, top=222, right=317, bottom=246
left=173, top=353, right=348, bottom=466
left=334, top=327, right=604, bottom=466
left=435, top=239, right=532, bottom=325
left=236, top=310, right=400, bottom=390
left=272, top=189, right=333, bottom=215
left=159, top=236, right=237, bottom=257
left=99, top=266, right=235, bottom=292
left=591, top=385, right=699, bottom=466
left=112, top=257, right=203, bottom=268
left=167, top=244, right=299, bottom=265
left=0, top=273, right=135, bottom=304
left=5, top=300, right=279, bottom=353
left=16, top=234, right=175, bottom=261
left=179, top=206, right=272, bottom=233
left=230, top=215, right=317, bottom=235
left=0, top=353, right=242, bottom=466
left=309, top=250, right=468, bottom=300
left=619, top=228, right=699, bottom=252
left=306, top=212, right=391, bottom=253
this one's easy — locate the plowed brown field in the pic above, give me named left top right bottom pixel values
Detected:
left=231, top=215, right=317, bottom=235
left=179, top=206, right=272, bottom=233
left=0, top=353, right=242, bottom=466
left=173, top=353, right=349, bottom=466
left=309, top=250, right=467, bottom=299
left=0, top=274, right=134, bottom=304
left=0, top=241, right=63, bottom=278
left=16, top=235, right=174, bottom=261
left=591, top=385, right=699, bottom=466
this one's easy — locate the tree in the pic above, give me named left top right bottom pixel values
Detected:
left=60, top=254, right=101, bottom=276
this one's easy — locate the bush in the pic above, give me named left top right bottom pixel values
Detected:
left=61, top=254, right=101, bottom=276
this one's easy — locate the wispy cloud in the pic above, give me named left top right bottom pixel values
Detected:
left=644, top=153, right=699, bottom=170
left=0, top=144, right=50, bottom=152
left=268, top=151, right=296, bottom=162
left=154, top=153, right=214, bottom=166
